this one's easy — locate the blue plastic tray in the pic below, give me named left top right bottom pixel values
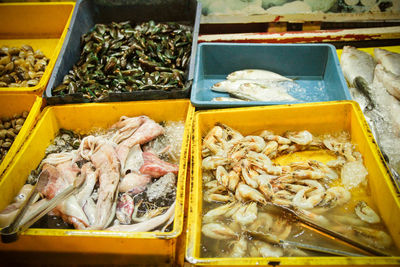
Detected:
left=190, top=43, right=351, bottom=109
left=45, top=0, right=201, bottom=104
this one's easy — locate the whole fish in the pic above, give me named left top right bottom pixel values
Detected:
left=228, top=82, right=297, bottom=102
left=374, top=64, right=400, bottom=101
left=227, top=69, right=292, bottom=82
left=374, top=48, right=400, bottom=76
left=340, top=46, right=376, bottom=85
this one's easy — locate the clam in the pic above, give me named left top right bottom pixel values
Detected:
left=0, top=45, right=48, bottom=88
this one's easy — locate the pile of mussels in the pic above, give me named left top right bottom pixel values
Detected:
left=53, top=21, right=193, bottom=101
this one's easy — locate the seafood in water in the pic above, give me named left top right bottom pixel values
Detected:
left=201, top=123, right=398, bottom=257
left=0, top=115, right=184, bottom=233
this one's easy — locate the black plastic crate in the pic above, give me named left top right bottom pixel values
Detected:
left=45, top=0, right=201, bottom=104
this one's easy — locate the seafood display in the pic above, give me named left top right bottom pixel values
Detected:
left=340, top=46, right=400, bottom=181
left=0, top=45, right=48, bottom=87
left=0, top=112, right=28, bottom=163
left=211, top=69, right=299, bottom=102
left=52, top=20, right=193, bottom=101
left=0, top=115, right=185, bottom=232
left=200, top=123, right=398, bottom=257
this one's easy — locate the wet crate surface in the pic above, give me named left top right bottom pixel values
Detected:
left=0, top=99, right=194, bottom=265
left=190, top=43, right=351, bottom=109
left=45, top=0, right=201, bottom=104
left=186, top=101, right=400, bottom=266
left=0, top=94, right=42, bottom=178
left=0, top=3, right=75, bottom=94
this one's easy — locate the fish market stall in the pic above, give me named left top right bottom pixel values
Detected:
left=0, top=2, right=75, bottom=94
left=1, top=0, right=400, bottom=266
left=0, top=100, right=193, bottom=265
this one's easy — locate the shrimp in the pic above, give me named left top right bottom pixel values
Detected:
left=272, top=190, right=294, bottom=206
left=260, top=130, right=291, bottom=145
left=227, top=170, right=241, bottom=192
left=319, top=186, right=351, bottom=208
left=352, top=226, right=392, bottom=249
left=233, top=202, right=258, bottom=226
left=241, top=159, right=259, bottom=188
left=235, top=183, right=267, bottom=205
left=202, top=156, right=230, bottom=170
left=355, top=201, right=381, bottom=224
left=262, top=141, right=278, bottom=157
left=292, top=188, right=324, bottom=210
left=203, top=201, right=240, bottom=224
left=285, top=130, right=313, bottom=145
left=254, top=175, right=275, bottom=200
left=271, top=218, right=292, bottom=240
left=248, top=212, right=274, bottom=233
left=253, top=240, right=284, bottom=257
left=202, top=125, right=227, bottom=156
left=216, top=165, right=229, bottom=188
left=297, top=209, right=330, bottom=227
left=204, top=182, right=235, bottom=203
left=229, top=237, right=248, bottom=257
left=242, top=135, right=266, bottom=152
left=216, top=123, right=243, bottom=145
left=202, top=223, right=238, bottom=240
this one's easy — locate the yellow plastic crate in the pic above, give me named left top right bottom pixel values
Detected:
left=0, top=2, right=74, bottom=94
left=0, top=99, right=194, bottom=265
left=186, top=100, right=400, bottom=266
left=0, top=94, right=42, bottom=178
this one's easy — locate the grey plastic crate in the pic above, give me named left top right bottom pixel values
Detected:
left=45, top=0, right=201, bottom=104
